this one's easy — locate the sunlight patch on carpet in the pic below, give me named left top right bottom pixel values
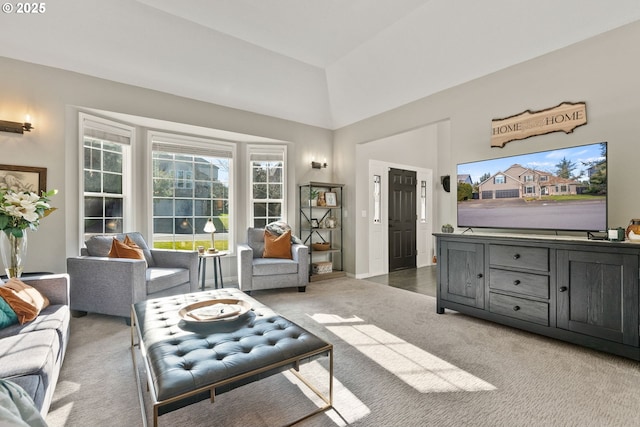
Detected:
left=309, top=314, right=496, bottom=393
left=284, top=360, right=370, bottom=426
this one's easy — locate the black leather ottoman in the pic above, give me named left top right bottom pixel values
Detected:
left=131, top=288, right=333, bottom=427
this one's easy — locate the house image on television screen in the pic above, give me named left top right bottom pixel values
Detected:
left=475, top=164, right=581, bottom=199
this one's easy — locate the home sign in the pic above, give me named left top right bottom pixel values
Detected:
left=491, top=101, right=587, bottom=148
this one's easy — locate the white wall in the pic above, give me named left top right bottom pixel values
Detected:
left=336, top=20, right=640, bottom=277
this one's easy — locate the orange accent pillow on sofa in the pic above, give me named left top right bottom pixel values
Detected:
left=108, top=237, right=146, bottom=263
left=0, top=278, right=50, bottom=324
left=263, top=230, right=293, bottom=259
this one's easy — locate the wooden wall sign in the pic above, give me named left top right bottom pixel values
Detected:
left=491, top=101, right=587, bottom=148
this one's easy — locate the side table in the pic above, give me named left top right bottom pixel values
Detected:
left=198, top=252, right=226, bottom=291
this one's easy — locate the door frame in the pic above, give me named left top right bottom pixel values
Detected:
left=367, top=159, right=433, bottom=277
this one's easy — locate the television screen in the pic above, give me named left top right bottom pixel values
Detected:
left=456, top=142, right=607, bottom=232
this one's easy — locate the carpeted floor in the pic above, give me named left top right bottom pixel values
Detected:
left=46, top=277, right=640, bottom=427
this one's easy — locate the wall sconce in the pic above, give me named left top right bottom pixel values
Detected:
left=204, top=218, right=218, bottom=253
left=0, top=116, right=33, bottom=134
left=311, top=160, right=327, bottom=169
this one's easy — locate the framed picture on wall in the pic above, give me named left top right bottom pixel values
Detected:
left=325, top=192, right=337, bottom=207
left=0, top=164, right=47, bottom=194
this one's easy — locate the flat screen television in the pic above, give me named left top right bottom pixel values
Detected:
left=456, top=142, right=607, bottom=232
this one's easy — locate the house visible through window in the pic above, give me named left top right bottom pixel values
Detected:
left=80, top=113, right=132, bottom=241
left=151, top=133, right=233, bottom=251
left=248, top=145, right=286, bottom=228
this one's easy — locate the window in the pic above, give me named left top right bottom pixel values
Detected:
left=494, top=175, right=505, bottom=184
left=524, top=175, right=534, bottom=182
left=540, top=175, right=548, bottom=182
left=248, top=145, right=286, bottom=228
left=80, top=114, right=133, bottom=241
left=525, top=186, right=535, bottom=194
left=151, top=133, right=234, bottom=251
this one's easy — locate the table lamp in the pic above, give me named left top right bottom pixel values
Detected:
left=204, top=218, right=217, bottom=253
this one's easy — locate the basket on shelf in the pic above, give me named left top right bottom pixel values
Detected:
left=312, top=261, right=333, bottom=274
left=311, top=242, right=331, bottom=251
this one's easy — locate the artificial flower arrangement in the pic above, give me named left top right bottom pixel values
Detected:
left=0, top=188, right=57, bottom=237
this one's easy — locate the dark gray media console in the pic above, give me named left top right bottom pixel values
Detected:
left=435, top=233, right=640, bottom=360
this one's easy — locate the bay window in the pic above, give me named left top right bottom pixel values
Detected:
left=151, top=133, right=234, bottom=251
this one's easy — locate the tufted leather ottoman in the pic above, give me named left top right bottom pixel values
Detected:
left=131, top=288, right=333, bottom=427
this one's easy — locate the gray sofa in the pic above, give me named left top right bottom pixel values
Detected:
left=66, top=232, right=199, bottom=323
left=238, top=227, right=309, bottom=293
left=0, top=274, right=70, bottom=417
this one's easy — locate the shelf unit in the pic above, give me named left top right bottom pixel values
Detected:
left=299, top=182, right=345, bottom=282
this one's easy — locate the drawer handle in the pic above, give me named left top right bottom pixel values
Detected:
left=477, top=273, right=483, bottom=279
left=513, top=254, right=521, bottom=260
left=513, top=280, right=521, bottom=286
left=559, top=286, right=568, bottom=292
left=513, top=305, right=521, bottom=311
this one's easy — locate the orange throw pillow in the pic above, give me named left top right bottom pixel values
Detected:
left=0, top=278, right=50, bottom=324
left=263, top=230, right=293, bottom=259
left=108, top=237, right=146, bottom=263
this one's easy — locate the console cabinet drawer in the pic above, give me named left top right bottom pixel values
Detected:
left=489, top=268, right=549, bottom=299
left=489, top=293, right=549, bottom=326
left=489, top=245, right=549, bottom=272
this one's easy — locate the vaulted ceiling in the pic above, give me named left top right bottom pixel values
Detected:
left=2, top=0, right=639, bottom=129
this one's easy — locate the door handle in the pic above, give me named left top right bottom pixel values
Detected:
left=559, top=286, right=568, bottom=292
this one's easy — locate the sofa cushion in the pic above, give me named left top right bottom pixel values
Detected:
left=0, top=279, right=50, bottom=325
left=0, top=297, right=17, bottom=328
left=252, top=257, right=299, bottom=276
left=146, top=267, right=190, bottom=294
left=0, top=329, right=59, bottom=412
left=0, top=305, right=70, bottom=363
left=263, top=230, right=293, bottom=259
left=86, top=232, right=155, bottom=266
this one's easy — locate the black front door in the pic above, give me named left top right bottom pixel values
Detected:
left=388, top=168, right=417, bottom=271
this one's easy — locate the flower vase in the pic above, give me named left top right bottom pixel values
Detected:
left=0, top=231, right=27, bottom=278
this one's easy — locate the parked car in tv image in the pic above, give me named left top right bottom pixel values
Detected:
left=456, top=142, right=607, bottom=232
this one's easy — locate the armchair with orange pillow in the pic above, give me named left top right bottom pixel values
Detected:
left=237, top=224, right=309, bottom=293
left=66, top=232, right=198, bottom=323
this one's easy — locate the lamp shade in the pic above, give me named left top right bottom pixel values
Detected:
left=204, top=218, right=216, bottom=233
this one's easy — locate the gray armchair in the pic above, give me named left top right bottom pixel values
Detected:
left=238, top=227, right=309, bottom=293
left=66, top=232, right=198, bottom=322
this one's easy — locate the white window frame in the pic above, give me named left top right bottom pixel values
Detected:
left=148, top=131, right=236, bottom=254
left=247, top=144, right=287, bottom=228
left=78, top=112, right=134, bottom=248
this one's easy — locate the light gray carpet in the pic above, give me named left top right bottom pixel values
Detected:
left=46, top=277, right=640, bottom=427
